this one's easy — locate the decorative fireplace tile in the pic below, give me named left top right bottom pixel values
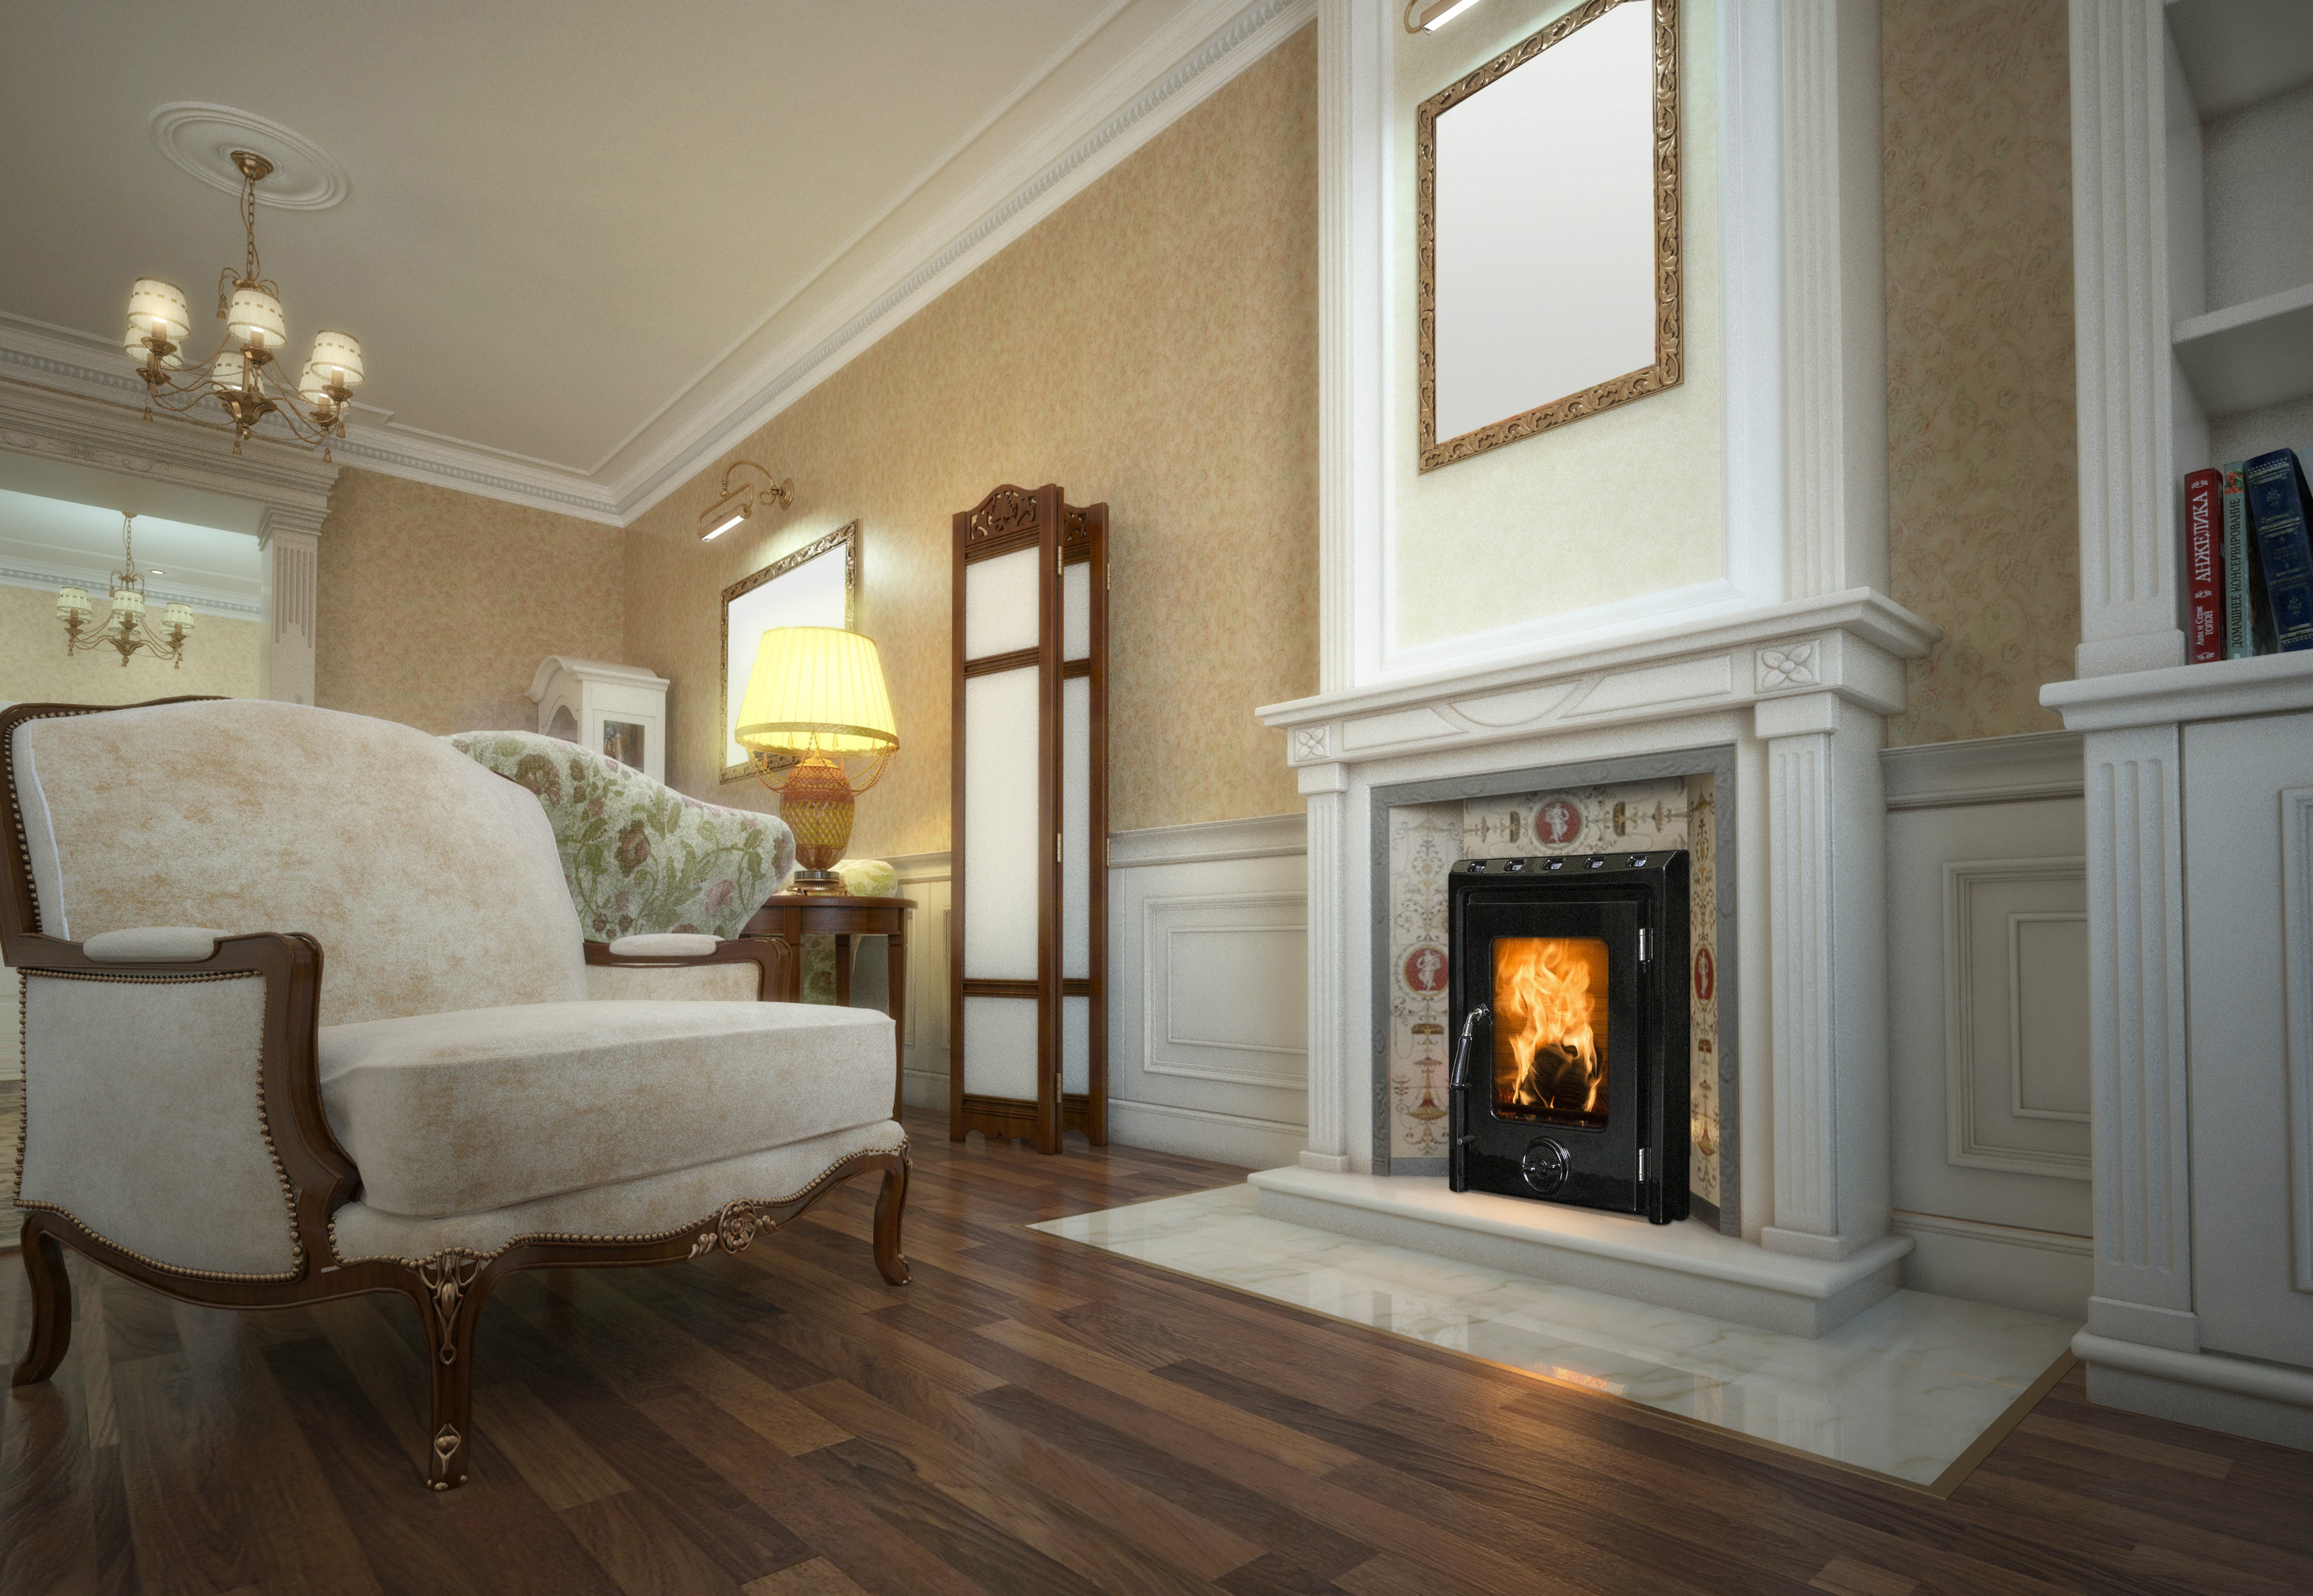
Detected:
left=1036, top=1185, right=2078, bottom=1490
left=1385, top=776, right=1724, bottom=1212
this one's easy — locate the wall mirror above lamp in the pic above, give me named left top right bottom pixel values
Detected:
left=1416, top=0, right=1682, bottom=470
left=736, top=626, right=899, bottom=895
left=720, top=520, right=856, bottom=781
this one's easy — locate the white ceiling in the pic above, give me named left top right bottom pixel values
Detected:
left=0, top=0, right=1279, bottom=516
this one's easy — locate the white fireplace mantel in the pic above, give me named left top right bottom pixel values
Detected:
left=1263, top=0, right=1927, bottom=1330
left=1262, top=587, right=1934, bottom=777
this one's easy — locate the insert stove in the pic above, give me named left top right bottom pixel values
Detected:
left=1447, top=851, right=1689, bottom=1223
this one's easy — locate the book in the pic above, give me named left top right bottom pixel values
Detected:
left=2245, top=448, right=2313, bottom=653
left=2221, top=461, right=2262, bottom=658
left=2185, top=467, right=2223, bottom=662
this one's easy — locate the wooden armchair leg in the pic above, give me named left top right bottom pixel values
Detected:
left=873, top=1155, right=911, bottom=1287
left=400, top=1252, right=495, bottom=1491
left=10, top=1219, right=73, bottom=1388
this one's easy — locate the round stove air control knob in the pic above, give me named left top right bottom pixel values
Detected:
left=1520, top=1138, right=1571, bottom=1196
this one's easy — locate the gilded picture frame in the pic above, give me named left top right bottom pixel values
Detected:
left=1416, top=0, right=1682, bottom=472
left=718, top=521, right=858, bottom=783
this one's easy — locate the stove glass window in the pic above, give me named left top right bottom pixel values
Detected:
left=1491, top=935, right=1609, bottom=1128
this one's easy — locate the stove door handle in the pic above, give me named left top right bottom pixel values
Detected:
left=1450, top=1004, right=1490, bottom=1091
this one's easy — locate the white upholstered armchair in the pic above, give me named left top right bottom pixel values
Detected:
left=2, top=697, right=908, bottom=1490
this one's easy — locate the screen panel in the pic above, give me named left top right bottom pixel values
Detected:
left=966, top=546, right=1041, bottom=659
left=1062, top=992, right=1091, bottom=1095
left=1062, top=559, right=1092, bottom=662
left=1061, top=673, right=1092, bottom=981
left=963, top=995, right=1040, bottom=1100
left=962, top=667, right=1041, bottom=980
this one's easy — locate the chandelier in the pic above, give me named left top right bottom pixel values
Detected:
left=54, top=515, right=197, bottom=668
left=123, top=150, right=366, bottom=459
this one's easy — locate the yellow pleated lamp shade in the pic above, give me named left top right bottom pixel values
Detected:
left=736, top=626, right=899, bottom=757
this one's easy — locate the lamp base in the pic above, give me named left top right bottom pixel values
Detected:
left=788, top=867, right=846, bottom=895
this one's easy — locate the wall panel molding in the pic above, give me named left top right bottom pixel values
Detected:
left=1143, top=893, right=1307, bottom=1088
left=1942, top=856, right=2092, bottom=1181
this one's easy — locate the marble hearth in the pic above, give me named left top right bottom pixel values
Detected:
left=1255, top=592, right=1937, bottom=1335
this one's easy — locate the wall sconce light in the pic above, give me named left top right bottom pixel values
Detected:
left=1405, top=0, right=1483, bottom=30
left=699, top=460, right=796, bottom=542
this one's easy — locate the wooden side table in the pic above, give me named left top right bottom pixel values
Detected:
left=742, top=893, right=915, bottom=1120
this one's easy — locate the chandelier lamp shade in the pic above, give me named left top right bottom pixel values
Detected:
left=699, top=459, right=796, bottom=541
left=122, top=149, right=366, bottom=459
left=736, top=626, right=900, bottom=893
left=55, top=515, right=197, bottom=669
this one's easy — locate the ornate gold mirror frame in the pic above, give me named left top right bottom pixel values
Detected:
left=718, top=521, right=858, bottom=783
left=1416, top=0, right=1682, bottom=472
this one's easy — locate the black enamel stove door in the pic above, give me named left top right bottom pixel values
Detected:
left=1454, top=892, right=1646, bottom=1214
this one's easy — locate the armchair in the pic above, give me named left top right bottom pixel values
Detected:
left=3, top=697, right=908, bottom=1491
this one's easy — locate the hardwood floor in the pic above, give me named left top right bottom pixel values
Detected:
left=6, top=1116, right=2312, bottom=1595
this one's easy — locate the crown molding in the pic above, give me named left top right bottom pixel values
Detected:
left=0, top=0, right=1308, bottom=530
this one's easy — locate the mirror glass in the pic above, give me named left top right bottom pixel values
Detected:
left=1420, top=0, right=1679, bottom=468
left=720, top=522, right=856, bottom=780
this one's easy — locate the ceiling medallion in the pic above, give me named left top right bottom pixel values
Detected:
left=124, top=149, right=367, bottom=459
left=54, top=515, right=198, bottom=668
left=148, top=103, right=350, bottom=210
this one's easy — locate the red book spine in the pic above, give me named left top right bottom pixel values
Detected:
left=2186, top=467, right=2223, bottom=663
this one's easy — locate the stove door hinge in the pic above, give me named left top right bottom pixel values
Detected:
left=1638, top=927, right=1653, bottom=965
left=1638, top=1148, right=1648, bottom=1183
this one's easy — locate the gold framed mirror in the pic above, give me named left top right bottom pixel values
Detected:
left=1417, top=0, right=1682, bottom=472
left=719, top=521, right=858, bottom=782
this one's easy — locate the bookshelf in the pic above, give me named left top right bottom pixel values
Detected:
left=2163, top=0, right=2313, bottom=553
left=2048, top=0, right=2313, bottom=1454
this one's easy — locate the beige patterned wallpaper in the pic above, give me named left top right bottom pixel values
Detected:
left=1883, top=0, right=2078, bottom=746
left=0, top=581, right=258, bottom=706
left=622, top=27, right=1318, bottom=854
left=315, top=468, right=626, bottom=735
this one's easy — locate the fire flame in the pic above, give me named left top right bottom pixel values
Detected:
left=1494, top=937, right=1606, bottom=1119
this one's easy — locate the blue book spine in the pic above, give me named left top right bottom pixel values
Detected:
left=2245, top=448, right=2313, bottom=653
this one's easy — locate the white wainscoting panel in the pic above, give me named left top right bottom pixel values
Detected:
left=885, top=851, right=953, bottom=1113
left=1111, top=813, right=1309, bottom=1169
left=1885, top=732, right=2092, bottom=1315
left=2286, top=786, right=2313, bottom=1296
left=1942, top=857, right=2092, bottom=1180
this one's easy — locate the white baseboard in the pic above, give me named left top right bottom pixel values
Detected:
left=1890, top=1210, right=2093, bottom=1319
left=1106, top=1096, right=1306, bottom=1170
left=2077, top=1332, right=2313, bottom=1451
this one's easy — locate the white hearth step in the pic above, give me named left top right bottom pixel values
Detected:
left=1248, top=1167, right=1912, bottom=1337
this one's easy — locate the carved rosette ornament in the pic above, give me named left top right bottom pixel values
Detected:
left=686, top=1199, right=775, bottom=1259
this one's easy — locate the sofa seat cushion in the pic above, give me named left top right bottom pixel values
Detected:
left=318, top=999, right=893, bottom=1218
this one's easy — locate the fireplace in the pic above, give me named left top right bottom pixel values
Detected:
left=1447, top=851, right=1690, bottom=1223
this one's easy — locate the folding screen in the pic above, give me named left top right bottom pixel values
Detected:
left=950, top=483, right=1109, bottom=1152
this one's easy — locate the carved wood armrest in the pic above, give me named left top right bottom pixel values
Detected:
left=8, top=929, right=356, bottom=1273
left=582, top=937, right=789, bottom=1001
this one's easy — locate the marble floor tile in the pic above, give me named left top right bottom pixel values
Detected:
left=1032, top=1184, right=2079, bottom=1487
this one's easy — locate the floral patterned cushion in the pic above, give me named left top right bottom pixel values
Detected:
left=448, top=732, right=793, bottom=941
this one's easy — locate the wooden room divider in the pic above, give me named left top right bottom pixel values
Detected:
left=949, top=483, right=1109, bottom=1152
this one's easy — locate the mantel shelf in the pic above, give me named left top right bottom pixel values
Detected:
left=2042, top=646, right=2313, bottom=732
left=2172, top=282, right=2313, bottom=419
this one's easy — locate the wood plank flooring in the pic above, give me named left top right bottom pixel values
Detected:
left=6, top=1115, right=2312, bottom=1595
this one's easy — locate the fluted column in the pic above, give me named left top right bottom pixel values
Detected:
left=1299, top=761, right=1353, bottom=1173
left=1758, top=690, right=1891, bottom=1258
left=258, top=508, right=322, bottom=707
left=2081, top=726, right=2197, bottom=1349
left=2068, top=0, right=2185, bottom=678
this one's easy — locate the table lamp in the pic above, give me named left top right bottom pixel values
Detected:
left=736, top=626, right=899, bottom=893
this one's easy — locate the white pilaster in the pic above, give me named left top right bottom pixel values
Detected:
left=1319, top=0, right=1389, bottom=693
left=258, top=508, right=323, bottom=707
left=1779, top=0, right=1886, bottom=599
left=1757, top=689, right=1890, bottom=1259
left=2081, top=724, right=2197, bottom=1350
left=1298, top=761, right=1353, bottom=1173
left=2068, top=0, right=2184, bottom=678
